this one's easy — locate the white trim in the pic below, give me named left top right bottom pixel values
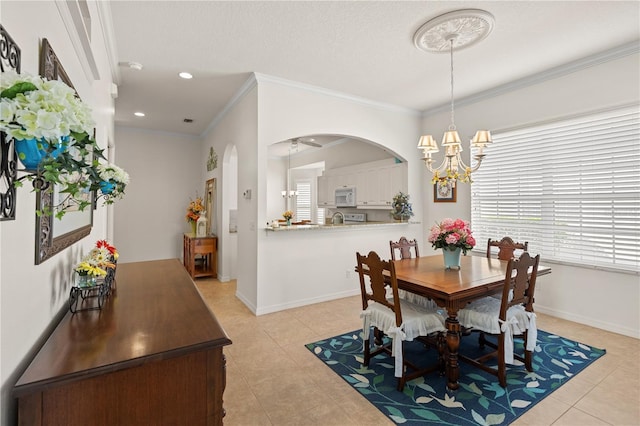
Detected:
left=117, top=125, right=202, bottom=141
left=55, top=0, right=100, bottom=81
left=255, top=72, right=421, bottom=116
left=95, top=0, right=121, bottom=85
left=423, top=41, right=640, bottom=116
left=202, top=73, right=258, bottom=137
left=254, top=288, right=360, bottom=316
left=535, top=305, right=639, bottom=339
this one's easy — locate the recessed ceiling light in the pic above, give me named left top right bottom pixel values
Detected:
left=179, top=72, right=193, bottom=79
left=134, top=112, right=145, bottom=117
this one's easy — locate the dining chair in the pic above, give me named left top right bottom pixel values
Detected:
left=389, top=237, right=437, bottom=310
left=356, top=250, right=446, bottom=391
left=457, top=251, right=541, bottom=387
left=486, top=236, right=529, bottom=260
left=390, top=236, right=419, bottom=260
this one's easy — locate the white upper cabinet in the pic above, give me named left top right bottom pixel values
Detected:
left=317, top=160, right=407, bottom=210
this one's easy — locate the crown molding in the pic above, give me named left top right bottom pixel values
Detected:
left=255, top=72, right=421, bottom=116
left=55, top=0, right=100, bottom=82
left=422, top=40, right=640, bottom=117
left=202, top=73, right=259, bottom=137
left=96, top=0, right=121, bottom=86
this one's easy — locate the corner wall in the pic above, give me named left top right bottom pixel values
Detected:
left=421, top=52, right=640, bottom=338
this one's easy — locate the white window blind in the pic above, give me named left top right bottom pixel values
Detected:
left=295, top=181, right=312, bottom=221
left=471, top=105, right=640, bottom=273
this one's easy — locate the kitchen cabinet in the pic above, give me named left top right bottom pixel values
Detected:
left=356, top=163, right=407, bottom=208
left=317, top=175, right=334, bottom=207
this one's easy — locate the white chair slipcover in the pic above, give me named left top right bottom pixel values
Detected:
left=361, top=299, right=445, bottom=377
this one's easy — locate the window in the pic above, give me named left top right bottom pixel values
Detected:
left=295, top=179, right=324, bottom=224
left=296, top=181, right=312, bottom=221
left=471, top=105, right=640, bottom=273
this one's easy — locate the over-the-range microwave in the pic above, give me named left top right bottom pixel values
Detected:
left=335, top=187, right=356, bottom=207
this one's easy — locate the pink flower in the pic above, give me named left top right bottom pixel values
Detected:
left=428, top=225, right=441, bottom=243
left=441, top=218, right=455, bottom=230
left=445, top=233, right=460, bottom=244
left=453, top=219, right=466, bottom=230
left=466, top=235, right=476, bottom=247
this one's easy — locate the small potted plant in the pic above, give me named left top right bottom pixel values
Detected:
left=390, top=192, right=414, bottom=222
left=283, top=210, right=293, bottom=226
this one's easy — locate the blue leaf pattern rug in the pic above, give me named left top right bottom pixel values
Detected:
left=305, top=330, right=605, bottom=425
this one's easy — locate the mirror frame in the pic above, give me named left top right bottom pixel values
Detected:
left=35, top=39, right=93, bottom=264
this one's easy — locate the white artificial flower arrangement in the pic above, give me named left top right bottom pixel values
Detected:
left=0, top=70, right=130, bottom=218
left=97, top=163, right=130, bottom=199
left=0, top=71, right=95, bottom=142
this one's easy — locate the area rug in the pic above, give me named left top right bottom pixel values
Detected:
left=306, top=330, right=605, bottom=425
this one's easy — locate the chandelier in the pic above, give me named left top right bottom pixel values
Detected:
left=414, top=9, right=495, bottom=185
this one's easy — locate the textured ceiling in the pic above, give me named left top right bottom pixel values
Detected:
left=109, top=1, right=640, bottom=137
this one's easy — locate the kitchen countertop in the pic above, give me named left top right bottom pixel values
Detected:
left=265, top=221, right=416, bottom=231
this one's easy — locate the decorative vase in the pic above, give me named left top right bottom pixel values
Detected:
left=286, top=219, right=291, bottom=226
left=14, top=137, right=67, bottom=170
left=196, top=212, right=208, bottom=237
left=76, top=273, right=96, bottom=288
left=190, top=221, right=197, bottom=235
left=100, top=180, right=115, bottom=195
left=443, top=247, right=462, bottom=270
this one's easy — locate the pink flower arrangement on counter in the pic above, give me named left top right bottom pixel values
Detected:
left=428, top=218, right=476, bottom=254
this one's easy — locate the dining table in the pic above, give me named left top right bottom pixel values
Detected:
left=392, top=254, right=551, bottom=390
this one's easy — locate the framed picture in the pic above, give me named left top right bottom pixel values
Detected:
left=35, top=39, right=93, bottom=264
left=434, top=180, right=457, bottom=203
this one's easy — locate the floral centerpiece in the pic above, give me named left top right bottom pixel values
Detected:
left=282, top=210, right=293, bottom=224
left=390, top=191, right=414, bottom=221
left=186, top=196, right=205, bottom=233
left=428, top=218, right=476, bottom=269
left=73, top=240, right=118, bottom=287
left=428, top=218, right=476, bottom=254
left=0, top=71, right=129, bottom=218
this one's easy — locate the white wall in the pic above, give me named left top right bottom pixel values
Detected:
left=252, top=79, right=424, bottom=314
left=201, top=86, right=258, bottom=296
left=421, top=52, right=640, bottom=338
left=113, top=127, right=202, bottom=263
left=0, top=1, right=115, bottom=423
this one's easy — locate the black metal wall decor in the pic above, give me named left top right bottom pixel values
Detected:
left=0, top=24, right=21, bottom=221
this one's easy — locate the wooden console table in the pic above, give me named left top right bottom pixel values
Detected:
left=13, top=259, right=232, bottom=425
left=184, top=233, right=218, bottom=279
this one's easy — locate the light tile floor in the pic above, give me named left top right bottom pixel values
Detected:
left=195, top=279, right=640, bottom=426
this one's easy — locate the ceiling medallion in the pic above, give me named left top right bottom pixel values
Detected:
left=413, top=9, right=494, bottom=53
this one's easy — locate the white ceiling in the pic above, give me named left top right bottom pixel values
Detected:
left=109, top=1, right=640, bottom=137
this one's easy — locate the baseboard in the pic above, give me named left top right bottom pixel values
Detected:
left=536, top=305, right=639, bottom=339
left=254, top=288, right=361, bottom=316
left=234, top=291, right=257, bottom=315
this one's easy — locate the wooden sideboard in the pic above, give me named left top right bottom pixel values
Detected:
left=13, top=259, right=232, bottom=425
left=184, top=234, right=218, bottom=279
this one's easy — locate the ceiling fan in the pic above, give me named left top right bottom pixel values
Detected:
left=290, top=137, right=321, bottom=149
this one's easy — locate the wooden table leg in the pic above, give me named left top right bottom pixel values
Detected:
left=445, top=309, right=462, bottom=390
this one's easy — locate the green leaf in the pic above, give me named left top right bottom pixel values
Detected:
left=0, top=81, right=37, bottom=99
left=410, top=408, right=441, bottom=421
